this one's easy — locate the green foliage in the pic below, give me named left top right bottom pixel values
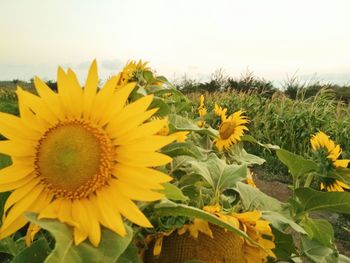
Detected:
left=26, top=213, right=133, bottom=263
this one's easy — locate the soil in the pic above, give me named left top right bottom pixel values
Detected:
left=252, top=172, right=350, bottom=258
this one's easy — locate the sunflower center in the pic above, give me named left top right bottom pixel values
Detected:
left=35, top=121, right=113, bottom=199
left=219, top=121, right=236, bottom=140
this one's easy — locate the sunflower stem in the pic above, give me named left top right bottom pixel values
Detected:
left=304, top=173, right=314, bottom=188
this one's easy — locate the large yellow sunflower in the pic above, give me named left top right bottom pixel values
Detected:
left=214, top=110, right=249, bottom=151
left=310, top=131, right=350, bottom=192
left=0, top=61, right=174, bottom=246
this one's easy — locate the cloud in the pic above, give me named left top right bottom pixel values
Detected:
left=101, top=59, right=124, bottom=71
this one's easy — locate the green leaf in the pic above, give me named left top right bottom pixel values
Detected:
left=301, top=237, right=340, bottom=263
left=236, top=182, right=284, bottom=212
left=262, top=211, right=306, bottom=234
left=228, top=144, right=265, bottom=165
left=0, top=237, right=19, bottom=256
left=149, top=97, right=170, bottom=117
left=116, top=244, right=142, bottom=263
left=241, top=135, right=280, bottom=151
left=154, top=200, right=260, bottom=247
left=295, top=187, right=350, bottom=214
left=25, top=213, right=133, bottom=263
left=162, top=183, right=188, bottom=202
left=168, top=114, right=217, bottom=137
left=276, top=149, right=318, bottom=180
left=11, top=238, right=51, bottom=263
left=300, top=216, right=334, bottom=247
left=162, top=142, right=206, bottom=160
left=272, top=229, right=296, bottom=261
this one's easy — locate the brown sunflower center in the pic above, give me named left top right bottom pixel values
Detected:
left=35, top=121, right=113, bottom=199
left=219, top=121, right=236, bottom=140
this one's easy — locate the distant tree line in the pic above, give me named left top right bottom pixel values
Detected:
left=174, top=69, right=350, bottom=102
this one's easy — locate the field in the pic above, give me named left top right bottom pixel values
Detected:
left=0, top=66, right=349, bottom=262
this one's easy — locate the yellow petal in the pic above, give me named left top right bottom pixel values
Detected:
left=115, top=151, right=172, bottom=167
left=16, top=88, right=57, bottom=125
left=113, top=119, right=168, bottom=145
left=112, top=190, right=152, bottom=228
left=116, top=135, right=174, bottom=152
left=113, top=164, right=171, bottom=189
left=0, top=140, right=35, bottom=157
left=90, top=76, right=118, bottom=123
left=0, top=172, right=35, bottom=192
left=34, top=77, right=65, bottom=121
left=80, top=199, right=101, bottom=247
left=111, top=179, right=164, bottom=201
left=0, top=163, right=34, bottom=184
left=83, top=60, right=98, bottom=118
left=98, top=82, right=136, bottom=126
left=94, top=191, right=126, bottom=236
left=3, top=179, right=39, bottom=214
left=1, top=183, right=44, bottom=230
left=0, top=112, right=39, bottom=141
left=107, top=109, right=158, bottom=139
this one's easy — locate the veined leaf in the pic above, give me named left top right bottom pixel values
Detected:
left=168, top=114, right=218, bottom=137
left=295, top=188, right=350, bottom=214
left=162, top=142, right=206, bottom=160
left=25, top=213, right=133, bottom=263
left=300, top=216, right=334, bottom=247
left=236, top=182, right=284, bottom=212
left=262, top=211, right=306, bottom=234
left=162, top=182, right=188, bottom=202
left=276, top=149, right=318, bottom=180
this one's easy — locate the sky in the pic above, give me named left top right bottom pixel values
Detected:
left=1, top=0, right=350, bottom=86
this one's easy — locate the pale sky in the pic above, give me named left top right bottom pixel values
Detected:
left=1, top=0, right=350, bottom=85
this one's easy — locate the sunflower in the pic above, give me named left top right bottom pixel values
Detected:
left=310, top=131, right=350, bottom=192
left=213, top=103, right=227, bottom=121
left=198, top=95, right=207, bottom=117
left=203, top=205, right=276, bottom=263
left=155, top=117, right=189, bottom=143
left=214, top=110, right=249, bottom=151
left=0, top=61, right=174, bottom=246
left=116, top=60, right=150, bottom=86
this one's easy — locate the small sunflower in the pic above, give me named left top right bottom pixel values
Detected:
left=116, top=60, right=150, bottom=86
left=155, top=117, right=189, bottom=143
left=214, top=110, right=249, bottom=151
left=310, top=131, right=350, bottom=192
left=0, top=61, right=174, bottom=246
left=213, top=103, right=227, bottom=121
left=198, top=95, right=207, bottom=117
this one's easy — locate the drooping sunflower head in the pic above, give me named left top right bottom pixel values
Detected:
left=310, top=131, right=350, bottom=192
left=202, top=206, right=275, bottom=263
left=232, top=211, right=276, bottom=263
left=215, top=110, right=249, bottom=151
left=0, top=61, right=174, bottom=246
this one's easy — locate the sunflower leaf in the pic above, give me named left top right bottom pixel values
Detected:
left=276, top=149, right=318, bottom=180
left=168, top=114, right=218, bottom=137
left=294, top=187, right=350, bottom=214
left=25, top=212, right=133, bottom=263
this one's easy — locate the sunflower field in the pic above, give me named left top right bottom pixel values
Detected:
left=0, top=61, right=349, bottom=263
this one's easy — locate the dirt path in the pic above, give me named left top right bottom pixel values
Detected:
left=252, top=173, right=350, bottom=257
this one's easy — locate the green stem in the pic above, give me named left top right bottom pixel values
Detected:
left=304, top=173, right=314, bottom=188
